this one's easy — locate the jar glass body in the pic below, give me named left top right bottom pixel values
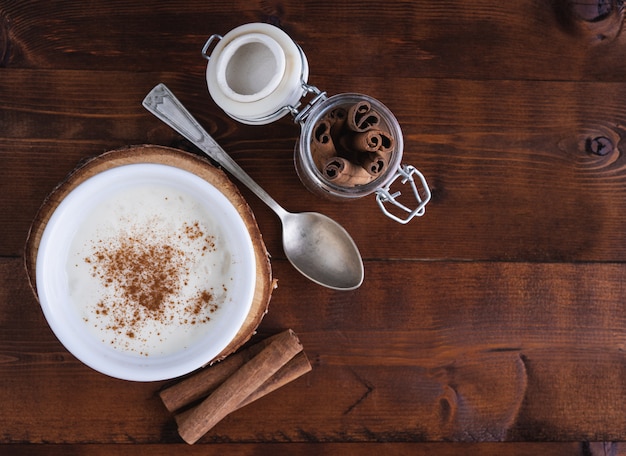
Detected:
left=295, top=93, right=404, bottom=201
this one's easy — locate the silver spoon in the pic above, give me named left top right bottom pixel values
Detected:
left=143, top=83, right=364, bottom=290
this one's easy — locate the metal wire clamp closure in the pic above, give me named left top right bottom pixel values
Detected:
left=201, top=34, right=223, bottom=60
left=375, top=165, right=431, bottom=224
left=289, top=82, right=327, bottom=124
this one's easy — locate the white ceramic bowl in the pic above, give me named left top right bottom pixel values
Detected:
left=35, top=163, right=256, bottom=381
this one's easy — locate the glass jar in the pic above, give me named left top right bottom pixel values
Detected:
left=202, top=23, right=430, bottom=223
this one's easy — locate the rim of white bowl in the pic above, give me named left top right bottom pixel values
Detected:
left=35, top=163, right=256, bottom=381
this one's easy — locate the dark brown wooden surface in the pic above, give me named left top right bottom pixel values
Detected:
left=2, top=0, right=626, bottom=454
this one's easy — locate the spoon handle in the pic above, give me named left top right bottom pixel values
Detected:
left=143, top=83, right=288, bottom=218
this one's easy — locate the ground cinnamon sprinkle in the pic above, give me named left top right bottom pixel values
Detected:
left=84, top=219, right=223, bottom=354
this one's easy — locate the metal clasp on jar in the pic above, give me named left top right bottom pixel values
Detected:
left=375, top=165, right=431, bottom=224
left=201, top=34, right=223, bottom=60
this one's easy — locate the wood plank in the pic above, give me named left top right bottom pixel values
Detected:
left=1, top=1, right=625, bottom=81
left=3, top=70, right=626, bottom=263
left=4, top=0, right=625, bottom=451
left=3, top=257, right=626, bottom=442
left=0, top=442, right=610, bottom=456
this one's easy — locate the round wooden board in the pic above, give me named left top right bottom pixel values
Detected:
left=24, top=144, right=275, bottom=366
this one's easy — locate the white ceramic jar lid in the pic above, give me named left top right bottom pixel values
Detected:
left=204, top=23, right=309, bottom=125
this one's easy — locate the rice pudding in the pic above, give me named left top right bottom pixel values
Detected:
left=67, top=183, right=236, bottom=357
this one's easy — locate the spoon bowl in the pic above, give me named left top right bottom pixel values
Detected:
left=281, top=211, right=363, bottom=290
left=143, top=83, right=364, bottom=290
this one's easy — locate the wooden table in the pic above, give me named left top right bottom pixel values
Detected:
left=2, top=1, right=626, bottom=454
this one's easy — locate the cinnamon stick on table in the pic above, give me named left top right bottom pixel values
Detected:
left=160, top=331, right=311, bottom=414
left=174, top=351, right=311, bottom=425
left=159, top=333, right=279, bottom=413
left=175, top=329, right=307, bottom=445
left=233, top=351, right=310, bottom=410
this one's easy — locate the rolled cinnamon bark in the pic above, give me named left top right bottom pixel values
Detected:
left=347, top=101, right=380, bottom=132
left=159, top=333, right=279, bottom=413
left=311, top=118, right=337, bottom=170
left=311, top=102, right=396, bottom=185
left=174, top=351, right=311, bottom=426
left=323, top=156, right=374, bottom=186
left=234, top=351, right=311, bottom=409
left=175, top=329, right=304, bottom=444
left=328, top=107, right=348, bottom=143
left=359, top=152, right=388, bottom=177
left=351, top=130, right=394, bottom=154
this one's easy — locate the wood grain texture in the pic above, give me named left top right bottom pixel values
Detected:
left=3, top=71, right=626, bottom=262
left=1, top=1, right=625, bottom=80
left=0, top=442, right=617, bottom=456
left=4, top=258, right=626, bottom=443
left=2, top=0, right=626, bottom=452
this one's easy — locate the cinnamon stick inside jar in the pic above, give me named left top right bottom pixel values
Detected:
left=347, top=130, right=394, bottom=154
left=323, top=157, right=374, bottom=186
left=360, top=153, right=388, bottom=177
left=347, top=100, right=380, bottom=132
left=310, top=101, right=395, bottom=188
left=311, top=118, right=337, bottom=170
left=328, top=107, right=347, bottom=143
